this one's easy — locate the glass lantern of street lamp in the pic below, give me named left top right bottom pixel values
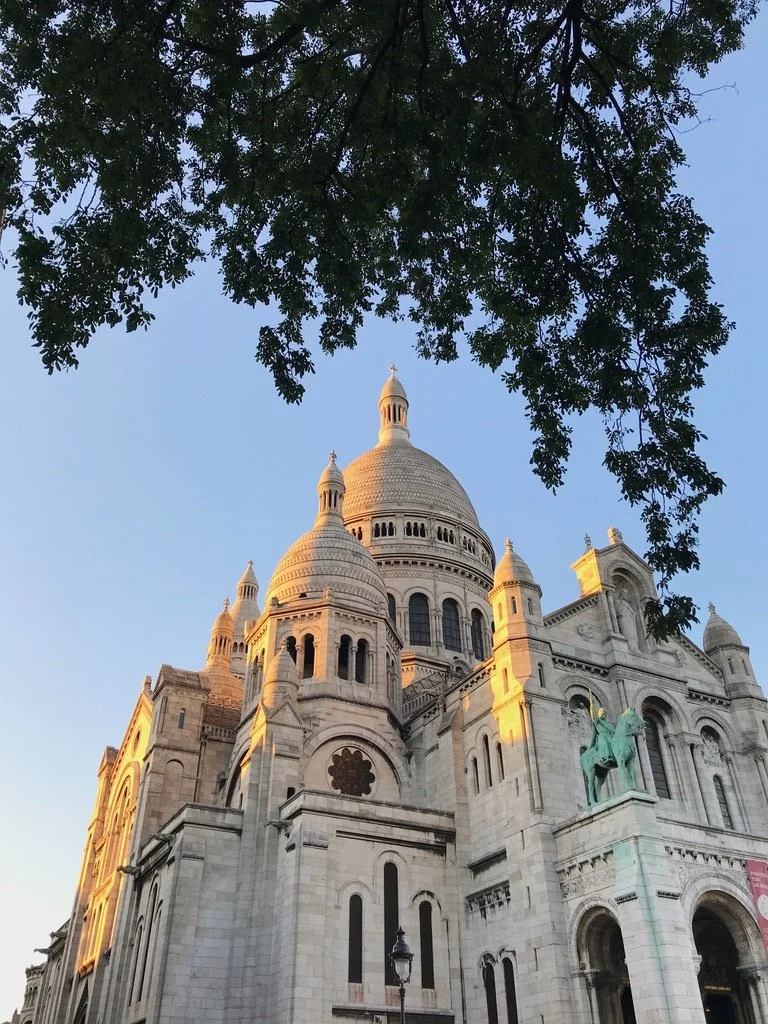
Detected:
left=390, top=927, right=414, bottom=985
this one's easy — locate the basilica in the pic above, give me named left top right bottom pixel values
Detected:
left=12, top=370, right=768, bottom=1024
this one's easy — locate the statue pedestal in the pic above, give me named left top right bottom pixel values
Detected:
left=554, top=792, right=706, bottom=1024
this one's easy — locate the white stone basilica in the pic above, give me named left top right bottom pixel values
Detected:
left=14, top=371, right=768, bottom=1024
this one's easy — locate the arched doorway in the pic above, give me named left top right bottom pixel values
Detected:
left=693, top=904, right=756, bottom=1024
left=578, top=909, right=637, bottom=1024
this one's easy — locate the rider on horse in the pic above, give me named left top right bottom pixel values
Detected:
left=590, top=703, right=617, bottom=768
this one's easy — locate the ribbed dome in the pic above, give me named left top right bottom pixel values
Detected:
left=703, top=603, right=743, bottom=653
left=343, top=443, right=481, bottom=525
left=380, top=372, right=408, bottom=403
left=212, top=599, right=234, bottom=638
left=265, top=519, right=387, bottom=608
left=493, top=539, right=535, bottom=586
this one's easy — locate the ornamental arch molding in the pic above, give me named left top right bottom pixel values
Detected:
left=567, top=895, right=621, bottom=965
left=561, top=677, right=611, bottom=712
left=335, top=879, right=375, bottom=909
left=301, top=723, right=407, bottom=786
left=633, top=687, right=690, bottom=734
left=681, top=875, right=763, bottom=963
left=691, top=711, right=739, bottom=750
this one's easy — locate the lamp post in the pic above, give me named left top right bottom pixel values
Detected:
left=389, top=926, right=414, bottom=1024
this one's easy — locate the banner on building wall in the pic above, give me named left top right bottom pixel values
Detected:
left=746, top=859, right=768, bottom=952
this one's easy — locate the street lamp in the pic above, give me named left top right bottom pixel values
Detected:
left=389, top=926, right=414, bottom=1024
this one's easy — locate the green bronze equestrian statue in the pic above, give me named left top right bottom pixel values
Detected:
left=579, top=703, right=645, bottom=806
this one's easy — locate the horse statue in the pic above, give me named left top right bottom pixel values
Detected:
left=579, top=707, right=645, bottom=806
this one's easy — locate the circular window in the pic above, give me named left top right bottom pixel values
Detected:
left=328, top=746, right=376, bottom=796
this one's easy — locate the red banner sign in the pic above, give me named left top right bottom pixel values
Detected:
left=746, top=859, right=768, bottom=953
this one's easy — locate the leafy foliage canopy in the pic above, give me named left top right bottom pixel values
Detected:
left=0, top=0, right=758, bottom=634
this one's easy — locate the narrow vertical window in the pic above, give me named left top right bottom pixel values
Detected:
left=713, top=775, right=734, bottom=829
left=137, top=884, right=158, bottom=1001
left=387, top=593, right=397, bottom=623
left=502, top=668, right=509, bottom=694
left=302, top=634, right=315, bottom=678
left=409, top=594, right=431, bottom=646
left=419, top=901, right=435, bottom=989
left=338, top=635, right=351, bottom=680
left=128, top=922, right=143, bottom=1006
left=348, top=895, right=363, bottom=983
left=471, top=610, right=485, bottom=659
left=537, top=664, right=545, bottom=688
left=483, top=961, right=499, bottom=1024
left=442, top=599, right=462, bottom=652
left=384, top=863, right=399, bottom=986
left=510, top=596, right=517, bottom=615
left=286, top=636, right=297, bottom=662
left=177, top=708, right=185, bottom=729
left=471, top=757, right=480, bottom=795
left=496, top=743, right=505, bottom=780
left=355, top=640, right=369, bottom=683
left=483, top=735, right=493, bottom=788
left=644, top=716, right=671, bottom=799
left=502, top=957, right=519, bottom=1024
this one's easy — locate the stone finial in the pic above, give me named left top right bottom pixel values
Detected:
left=505, top=538, right=513, bottom=551
left=607, top=526, right=623, bottom=545
left=388, top=362, right=398, bottom=375
left=708, top=602, right=716, bottom=615
left=584, top=534, right=592, bottom=550
left=329, top=449, right=336, bottom=463
left=223, top=596, right=230, bottom=611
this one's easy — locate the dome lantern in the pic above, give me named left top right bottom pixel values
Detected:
left=316, top=450, right=346, bottom=525
left=378, top=364, right=410, bottom=445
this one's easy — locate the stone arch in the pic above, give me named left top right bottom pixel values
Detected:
left=690, top=887, right=765, bottom=1023
left=409, top=888, right=443, bottom=914
left=335, top=878, right=374, bottom=909
left=301, top=723, right=407, bottom=791
left=692, top=711, right=739, bottom=752
left=561, top=677, right=612, bottom=713
left=574, top=903, right=638, bottom=1024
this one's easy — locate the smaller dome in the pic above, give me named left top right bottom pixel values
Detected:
left=212, top=597, right=234, bottom=638
left=265, top=640, right=300, bottom=691
left=237, top=560, right=258, bottom=589
left=379, top=369, right=408, bottom=404
left=318, top=450, right=344, bottom=490
left=494, top=539, right=535, bottom=587
left=703, top=603, right=743, bottom=653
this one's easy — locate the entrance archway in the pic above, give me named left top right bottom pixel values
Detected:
left=693, top=903, right=757, bottom=1024
left=577, top=909, right=637, bottom=1024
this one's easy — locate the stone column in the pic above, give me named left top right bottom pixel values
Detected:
left=681, top=739, right=709, bottom=823
left=724, top=754, right=751, bottom=832
left=691, top=744, right=717, bottom=825
left=521, top=698, right=543, bottom=810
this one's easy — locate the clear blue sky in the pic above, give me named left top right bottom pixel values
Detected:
left=1, top=21, right=767, bottom=1014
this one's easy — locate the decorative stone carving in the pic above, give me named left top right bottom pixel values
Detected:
left=576, top=623, right=595, bottom=641
left=702, top=733, right=723, bottom=766
left=327, top=747, right=376, bottom=796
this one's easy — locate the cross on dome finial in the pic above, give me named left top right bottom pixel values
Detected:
left=505, top=538, right=513, bottom=551
left=708, top=602, right=716, bottom=615
left=388, top=363, right=398, bottom=375
left=584, top=533, right=592, bottom=549
left=223, top=596, right=230, bottom=611
left=329, top=449, right=336, bottom=463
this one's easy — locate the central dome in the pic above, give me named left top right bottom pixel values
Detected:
left=343, top=442, right=481, bottom=525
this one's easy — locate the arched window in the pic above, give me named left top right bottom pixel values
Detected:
left=384, top=863, right=399, bottom=986
left=302, top=634, right=315, bottom=678
left=510, top=596, right=517, bottom=615
left=348, top=895, right=363, bottom=983
left=496, top=742, right=505, bottom=780
left=537, top=663, right=546, bottom=688
left=502, top=957, right=519, bottom=1024
left=483, top=960, right=499, bottom=1024
left=177, top=708, right=185, bottom=729
left=286, top=636, right=297, bottom=663
left=442, top=599, right=462, bottom=652
left=713, top=775, right=734, bottom=829
left=471, top=610, right=485, bottom=659
left=406, top=522, right=413, bottom=536
left=128, top=919, right=144, bottom=1004
left=387, top=593, right=397, bottom=624
left=409, top=594, right=431, bottom=646
left=137, top=883, right=159, bottom=1001
left=374, top=523, right=381, bottom=538
left=527, top=597, right=533, bottom=614
left=437, top=527, right=443, bottom=541
left=355, top=640, right=369, bottom=683
left=338, top=635, right=351, bottom=680
left=419, top=901, right=435, bottom=988
left=471, top=757, right=480, bottom=795
left=483, top=735, right=493, bottom=788
left=644, top=715, right=671, bottom=799
left=419, top=523, right=426, bottom=538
